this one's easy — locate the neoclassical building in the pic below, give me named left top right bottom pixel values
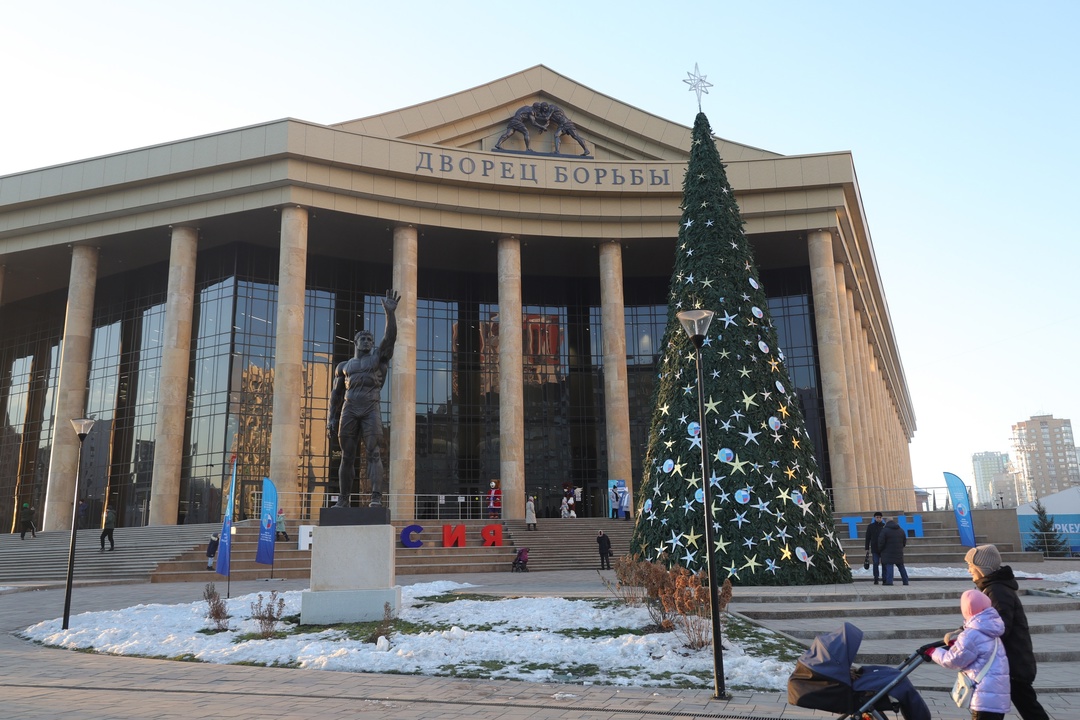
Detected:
left=0, top=66, right=916, bottom=532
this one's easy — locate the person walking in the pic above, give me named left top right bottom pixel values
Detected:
left=964, top=544, right=1050, bottom=720
left=524, top=496, right=537, bottom=531
left=609, top=485, right=619, bottom=519
left=864, top=512, right=885, bottom=584
left=275, top=508, right=290, bottom=542
left=876, top=516, right=908, bottom=586
left=205, top=533, right=220, bottom=570
left=617, top=485, right=630, bottom=520
left=77, top=500, right=89, bottom=530
left=597, top=530, right=612, bottom=570
left=19, top=503, right=37, bottom=539
left=924, top=589, right=1010, bottom=720
left=100, top=506, right=116, bottom=551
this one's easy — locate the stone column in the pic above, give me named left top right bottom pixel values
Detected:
left=149, top=226, right=198, bottom=525
left=0, top=263, right=5, bottom=306
left=598, top=241, right=634, bottom=507
left=43, top=245, right=98, bottom=531
left=497, top=237, right=524, bottom=520
left=858, top=320, right=882, bottom=510
left=389, top=225, right=418, bottom=521
left=868, top=350, right=888, bottom=507
left=846, top=292, right=871, bottom=511
left=834, top=264, right=867, bottom=511
left=269, top=206, right=307, bottom=515
left=900, top=432, right=915, bottom=509
left=807, top=231, right=857, bottom=513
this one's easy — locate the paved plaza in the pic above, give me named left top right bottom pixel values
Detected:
left=1, top=566, right=1076, bottom=719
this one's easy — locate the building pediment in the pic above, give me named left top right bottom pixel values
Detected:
left=332, top=65, right=782, bottom=163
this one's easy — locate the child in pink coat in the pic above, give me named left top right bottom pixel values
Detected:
left=925, top=589, right=1011, bottom=719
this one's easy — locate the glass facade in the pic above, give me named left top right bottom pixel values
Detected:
left=0, top=243, right=827, bottom=530
left=0, top=295, right=63, bottom=532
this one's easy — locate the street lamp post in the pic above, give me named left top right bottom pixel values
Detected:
left=677, top=309, right=728, bottom=699
left=63, top=417, right=96, bottom=630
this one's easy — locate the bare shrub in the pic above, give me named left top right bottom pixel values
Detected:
left=658, top=570, right=734, bottom=649
left=601, top=554, right=677, bottom=631
left=250, top=590, right=286, bottom=638
left=203, top=582, right=229, bottom=631
left=364, top=602, right=395, bottom=644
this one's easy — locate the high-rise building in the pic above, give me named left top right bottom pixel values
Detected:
left=1011, top=415, right=1080, bottom=501
left=971, top=451, right=1009, bottom=508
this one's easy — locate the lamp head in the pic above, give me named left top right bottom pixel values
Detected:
left=677, top=310, right=715, bottom=348
left=71, top=417, right=96, bottom=440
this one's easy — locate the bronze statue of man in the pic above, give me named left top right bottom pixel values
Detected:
left=328, top=290, right=399, bottom=507
left=548, top=105, right=590, bottom=156
left=493, top=104, right=547, bottom=152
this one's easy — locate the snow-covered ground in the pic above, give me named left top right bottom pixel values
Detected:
left=19, top=569, right=1080, bottom=690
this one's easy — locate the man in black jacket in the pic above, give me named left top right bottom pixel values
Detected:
left=863, top=512, right=884, bottom=584
left=876, top=517, right=909, bottom=586
left=965, top=544, right=1049, bottom=720
left=597, top=530, right=613, bottom=570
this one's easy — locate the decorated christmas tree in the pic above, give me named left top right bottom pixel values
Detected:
left=629, top=111, right=852, bottom=586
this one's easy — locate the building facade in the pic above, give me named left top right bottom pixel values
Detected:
left=0, top=67, right=916, bottom=532
left=1011, top=415, right=1080, bottom=502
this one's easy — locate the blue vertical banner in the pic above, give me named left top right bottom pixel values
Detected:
left=255, top=478, right=277, bottom=565
left=943, top=471, right=977, bottom=547
left=216, top=457, right=238, bottom=576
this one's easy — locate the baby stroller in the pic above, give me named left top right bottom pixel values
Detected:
left=787, top=622, right=943, bottom=720
left=511, top=547, right=529, bottom=572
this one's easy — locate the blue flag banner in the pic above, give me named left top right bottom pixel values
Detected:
left=255, top=478, right=277, bottom=565
left=216, top=458, right=238, bottom=576
left=943, top=471, right=977, bottom=548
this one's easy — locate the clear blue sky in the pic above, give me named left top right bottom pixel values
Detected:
left=3, top=1, right=1077, bottom=497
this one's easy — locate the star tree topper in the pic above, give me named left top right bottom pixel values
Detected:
left=683, top=63, right=713, bottom=112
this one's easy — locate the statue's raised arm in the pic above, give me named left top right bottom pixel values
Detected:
left=379, top=289, right=400, bottom=361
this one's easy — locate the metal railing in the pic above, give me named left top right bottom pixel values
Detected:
left=817, top=486, right=922, bottom=515
left=245, top=487, right=932, bottom=523
left=1019, top=531, right=1078, bottom=558
left=244, top=492, right=508, bottom=523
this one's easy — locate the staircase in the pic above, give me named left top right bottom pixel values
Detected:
left=731, top=586, right=1080, bottom=667
left=1, top=518, right=545, bottom=584
left=151, top=521, right=313, bottom=582
left=501, top=517, right=638, bottom=572
left=0, top=522, right=223, bottom=584
left=837, top=515, right=1044, bottom=565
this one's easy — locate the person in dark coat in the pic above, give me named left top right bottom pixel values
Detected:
left=205, top=533, right=220, bottom=570
left=965, top=544, right=1050, bottom=720
left=100, top=507, right=116, bottom=551
left=19, top=503, right=37, bottom=539
left=597, top=530, right=613, bottom=570
left=863, top=512, right=884, bottom=584
left=875, top=517, right=908, bottom=586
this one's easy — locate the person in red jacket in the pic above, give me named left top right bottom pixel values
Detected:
left=487, top=481, right=502, bottom=519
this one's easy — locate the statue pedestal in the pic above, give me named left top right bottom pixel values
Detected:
left=300, top=524, right=400, bottom=625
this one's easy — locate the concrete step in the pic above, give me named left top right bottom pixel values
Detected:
left=732, top=586, right=1080, bottom=665
left=0, top=522, right=225, bottom=583
left=735, top=595, right=1080, bottom=618
left=500, top=518, right=636, bottom=572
